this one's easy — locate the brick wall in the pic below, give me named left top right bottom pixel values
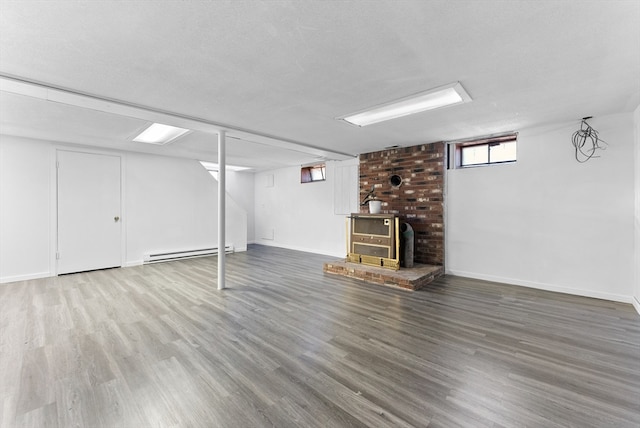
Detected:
left=359, top=142, right=445, bottom=266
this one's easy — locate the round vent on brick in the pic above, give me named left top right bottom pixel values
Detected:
left=390, top=174, right=403, bottom=188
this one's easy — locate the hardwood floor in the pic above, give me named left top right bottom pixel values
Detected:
left=1, top=244, right=638, bottom=427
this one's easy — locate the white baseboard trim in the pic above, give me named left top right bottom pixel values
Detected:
left=633, top=296, right=640, bottom=316
left=254, top=240, right=344, bottom=258
left=445, top=269, right=634, bottom=304
left=0, top=271, right=51, bottom=284
left=0, top=247, right=252, bottom=283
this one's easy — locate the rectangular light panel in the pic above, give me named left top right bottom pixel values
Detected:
left=339, top=82, right=472, bottom=127
left=133, top=123, right=190, bottom=145
left=199, top=161, right=251, bottom=172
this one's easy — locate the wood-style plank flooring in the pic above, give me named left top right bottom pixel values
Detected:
left=1, top=245, right=639, bottom=427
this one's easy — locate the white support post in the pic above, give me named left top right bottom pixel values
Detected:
left=217, top=130, right=226, bottom=290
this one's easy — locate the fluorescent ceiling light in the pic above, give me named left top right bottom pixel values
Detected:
left=133, top=123, right=190, bottom=145
left=200, top=161, right=251, bottom=172
left=339, top=82, right=472, bottom=127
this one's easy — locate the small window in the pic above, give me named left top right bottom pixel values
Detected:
left=301, top=164, right=326, bottom=183
left=451, top=134, right=517, bottom=168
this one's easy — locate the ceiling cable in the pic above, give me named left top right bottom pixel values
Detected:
left=571, top=117, right=607, bottom=163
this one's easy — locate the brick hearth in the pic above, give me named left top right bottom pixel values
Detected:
left=323, top=260, right=444, bottom=291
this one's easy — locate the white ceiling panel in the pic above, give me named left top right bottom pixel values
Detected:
left=0, top=0, right=638, bottom=169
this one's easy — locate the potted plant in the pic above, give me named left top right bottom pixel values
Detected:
left=361, top=185, right=382, bottom=214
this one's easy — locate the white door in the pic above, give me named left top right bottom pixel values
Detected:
left=57, top=150, right=122, bottom=274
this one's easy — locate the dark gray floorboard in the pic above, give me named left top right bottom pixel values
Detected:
left=1, top=244, right=638, bottom=427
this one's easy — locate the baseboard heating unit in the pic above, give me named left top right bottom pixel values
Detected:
left=143, top=245, right=234, bottom=264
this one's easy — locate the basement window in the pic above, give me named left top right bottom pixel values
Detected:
left=449, top=133, right=517, bottom=168
left=301, top=164, right=326, bottom=183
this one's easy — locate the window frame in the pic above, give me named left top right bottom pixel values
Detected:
left=300, top=163, right=326, bottom=183
left=449, top=133, right=518, bottom=169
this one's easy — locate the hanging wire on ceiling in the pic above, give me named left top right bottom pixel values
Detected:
left=571, top=117, right=607, bottom=163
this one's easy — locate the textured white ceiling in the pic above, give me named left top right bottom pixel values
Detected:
left=0, top=0, right=638, bottom=169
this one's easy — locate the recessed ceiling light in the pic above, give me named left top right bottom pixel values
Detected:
left=133, top=123, right=190, bottom=145
left=199, top=161, right=252, bottom=172
left=339, top=82, right=472, bottom=127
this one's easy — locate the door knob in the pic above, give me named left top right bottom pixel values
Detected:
left=114, top=216, right=120, bottom=222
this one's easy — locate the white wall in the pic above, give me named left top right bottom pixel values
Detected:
left=633, top=104, right=640, bottom=313
left=125, top=152, right=247, bottom=265
left=0, top=135, right=247, bottom=282
left=254, top=158, right=359, bottom=257
left=446, top=112, right=636, bottom=303
left=0, top=136, right=52, bottom=282
left=225, top=170, right=255, bottom=243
